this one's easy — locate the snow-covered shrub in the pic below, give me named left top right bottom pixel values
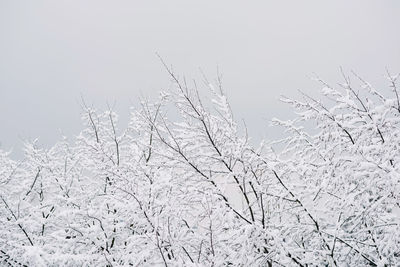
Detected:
left=0, top=69, right=399, bottom=266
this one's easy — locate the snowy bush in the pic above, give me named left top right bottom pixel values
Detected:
left=1, top=69, right=399, bottom=266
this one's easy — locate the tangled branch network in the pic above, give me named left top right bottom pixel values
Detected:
left=1, top=69, right=399, bottom=266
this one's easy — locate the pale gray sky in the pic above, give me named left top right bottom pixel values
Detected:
left=1, top=1, right=400, bottom=158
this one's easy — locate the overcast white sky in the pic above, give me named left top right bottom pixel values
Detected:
left=1, top=1, right=400, bottom=158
